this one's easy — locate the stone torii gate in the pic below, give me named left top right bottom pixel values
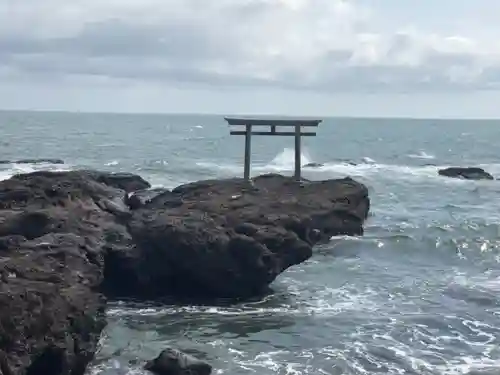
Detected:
left=224, top=117, right=322, bottom=181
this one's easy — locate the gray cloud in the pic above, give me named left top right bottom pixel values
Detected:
left=1, top=0, right=499, bottom=93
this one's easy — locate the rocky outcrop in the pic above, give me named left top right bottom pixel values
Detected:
left=0, top=170, right=370, bottom=374
left=438, top=167, right=494, bottom=180
left=110, top=174, right=369, bottom=299
left=144, top=348, right=212, bottom=375
left=125, top=188, right=174, bottom=210
left=0, top=234, right=106, bottom=375
left=0, top=170, right=149, bottom=375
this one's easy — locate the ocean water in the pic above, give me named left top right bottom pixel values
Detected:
left=1, top=110, right=500, bottom=375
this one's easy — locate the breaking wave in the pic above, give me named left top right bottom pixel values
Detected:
left=0, top=161, right=70, bottom=181
left=195, top=148, right=500, bottom=184
left=408, top=150, right=436, bottom=160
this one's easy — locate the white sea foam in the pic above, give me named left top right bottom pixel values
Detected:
left=451, top=272, right=500, bottom=293
left=87, top=361, right=146, bottom=375
left=0, top=162, right=71, bottom=181
left=100, top=269, right=500, bottom=375
left=361, top=156, right=376, bottom=164
left=107, top=281, right=380, bottom=322
left=436, top=358, right=500, bottom=375
left=194, top=148, right=500, bottom=188
left=408, top=150, right=436, bottom=160
left=273, top=147, right=312, bottom=167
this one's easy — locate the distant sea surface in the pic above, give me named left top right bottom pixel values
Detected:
left=1, top=110, right=500, bottom=375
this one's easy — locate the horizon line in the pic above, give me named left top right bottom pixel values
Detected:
left=1, top=108, right=499, bottom=122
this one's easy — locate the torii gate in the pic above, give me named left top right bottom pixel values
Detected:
left=224, top=117, right=322, bottom=181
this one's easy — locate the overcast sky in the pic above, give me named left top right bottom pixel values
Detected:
left=1, top=0, right=500, bottom=118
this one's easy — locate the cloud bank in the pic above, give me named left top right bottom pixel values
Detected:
left=2, top=0, right=500, bottom=94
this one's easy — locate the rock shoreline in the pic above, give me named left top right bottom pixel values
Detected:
left=0, top=170, right=370, bottom=375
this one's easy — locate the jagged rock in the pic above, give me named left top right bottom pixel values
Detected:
left=438, top=167, right=494, bottom=180
left=126, top=188, right=178, bottom=210
left=82, top=171, right=151, bottom=193
left=0, top=171, right=136, bottom=375
left=144, top=348, right=212, bottom=375
left=0, top=234, right=106, bottom=375
left=107, top=173, right=369, bottom=299
left=0, top=170, right=370, bottom=374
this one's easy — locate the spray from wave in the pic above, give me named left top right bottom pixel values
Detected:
left=407, top=150, right=436, bottom=160
left=196, top=147, right=313, bottom=173
left=265, top=147, right=312, bottom=170
left=0, top=162, right=71, bottom=181
left=195, top=148, right=500, bottom=183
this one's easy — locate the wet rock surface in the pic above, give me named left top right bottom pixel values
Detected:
left=0, top=170, right=370, bottom=374
left=144, top=348, right=212, bottom=375
left=438, top=167, right=494, bottom=180
left=125, top=187, right=176, bottom=210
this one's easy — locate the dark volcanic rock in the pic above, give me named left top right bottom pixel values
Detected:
left=438, top=167, right=494, bottom=180
left=0, top=171, right=135, bottom=375
left=144, top=348, right=212, bottom=375
left=83, top=171, right=151, bottom=193
left=105, top=173, right=370, bottom=299
left=0, top=233, right=106, bottom=375
left=0, top=170, right=370, bottom=374
left=302, top=162, right=324, bottom=168
left=126, top=188, right=180, bottom=210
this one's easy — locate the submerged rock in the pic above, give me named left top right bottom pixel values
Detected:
left=438, top=167, right=494, bottom=180
left=144, top=348, right=212, bottom=375
left=0, top=158, right=65, bottom=165
left=302, top=162, right=324, bottom=168
left=0, top=169, right=370, bottom=374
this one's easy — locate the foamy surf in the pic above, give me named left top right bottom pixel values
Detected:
left=196, top=157, right=500, bottom=184
left=267, top=147, right=313, bottom=168
left=408, top=150, right=436, bottom=160
left=0, top=161, right=71, bottom=181
left=194, top=148, right=500, bottom=185
left=106, top=284, right=379, bottom=319
left=436, top=359, right=500, bottom=375
left=361, top=156, right=376, bottom=164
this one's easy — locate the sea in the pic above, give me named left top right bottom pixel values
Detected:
left=1, top=110, right=500, bottom=375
